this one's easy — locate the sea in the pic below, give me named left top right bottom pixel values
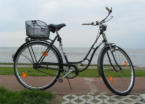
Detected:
left=0, top=47, right=145, bottom=68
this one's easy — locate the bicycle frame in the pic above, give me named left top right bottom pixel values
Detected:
left=26, top=6, right=117, bottom=74
left=41, top=28, right=109, bottom=72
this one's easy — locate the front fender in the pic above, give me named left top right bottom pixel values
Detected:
left=104, top=43, right=116, bottom=48
left=97, top=43, right=117, bottom=75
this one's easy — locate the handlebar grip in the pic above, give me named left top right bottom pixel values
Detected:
left=82, top=22, right=94, bottom=25
left=105, top=7, right=112, bottom=13
left=105, top=7, right=110, bottom=12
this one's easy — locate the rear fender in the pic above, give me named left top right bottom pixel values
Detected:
left=13, top=40, right=63, bottom=71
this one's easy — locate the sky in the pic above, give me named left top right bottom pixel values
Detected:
left=0, top=0, right=145, bottom=49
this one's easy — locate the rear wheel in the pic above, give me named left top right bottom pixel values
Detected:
left=98, top=45, right=135, bottom=96
left=14, top=41, right=62, bottom=90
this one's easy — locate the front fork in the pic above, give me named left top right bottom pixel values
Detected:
left=107, top=44, right=122, bottom=71
left=102, top=33, right=122, bottom=71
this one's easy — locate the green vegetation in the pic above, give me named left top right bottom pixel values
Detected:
left=0, top=67, right=57, bottom=76
left=0, top=67, right=14, bottom=75
left=0, top=63, right=13, bottom=65
left=78, top=69, right=99, bottom=77
left=0, top=87, right=54, bottom=104
left=79, top=68, right=145, bottom=77
left=0, top=67, right=145, bottom=77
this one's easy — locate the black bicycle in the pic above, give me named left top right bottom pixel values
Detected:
left=13, top=7, right=135, bottom=96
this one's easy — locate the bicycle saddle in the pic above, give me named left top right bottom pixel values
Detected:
left=48, top=24, right=66, bottom=33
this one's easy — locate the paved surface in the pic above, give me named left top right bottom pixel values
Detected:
left=0, top=75, right=145, bottom=103
left=62, top=94, right=145, bottom=104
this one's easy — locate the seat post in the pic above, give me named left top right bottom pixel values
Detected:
left=56, top=31, right=61, bottom=43
left=56, top=31, right=69, bottom=65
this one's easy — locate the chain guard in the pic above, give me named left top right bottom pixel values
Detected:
left=64, top=65, right=79, bottom=79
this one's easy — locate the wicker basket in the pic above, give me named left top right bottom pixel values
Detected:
left=25, top=20, right=50, bottom=39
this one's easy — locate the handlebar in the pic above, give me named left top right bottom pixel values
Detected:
left=82, top=7, right=112, bottom=26
left=101, top=7, right=112, bottom=23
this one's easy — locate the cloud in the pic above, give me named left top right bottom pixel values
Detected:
left=0, top=32, right=25, bottom=46
left=0, top=0, right=145, bottom=49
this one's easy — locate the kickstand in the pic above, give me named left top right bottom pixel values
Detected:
left=66, top=78, right=72, bottom=89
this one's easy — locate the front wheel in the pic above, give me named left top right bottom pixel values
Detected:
left=14, top=41, right=62, bottom=90
left=98, top=45, right=135, bottom=96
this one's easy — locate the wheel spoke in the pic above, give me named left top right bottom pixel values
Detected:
left=14, top=41, right=61, bottom=90
left=21, top=53, right=33, bottom=64
left=99, top=46, right=135, bottom=95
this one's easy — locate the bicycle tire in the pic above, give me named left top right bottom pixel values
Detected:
left=14, top=41, right=63, bottom=90
left=98, top=45, right=135, bottom=96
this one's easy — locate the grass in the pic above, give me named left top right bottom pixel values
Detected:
left=79, top=68, right=145, bottom=77
left=0, top=67, right=145, bottom=77
left=0, top=63, right=13, bottom=65
left=78, top=69, right=99, bottom=77
left=0, top=67, right=58, bottom=76
left=0, top=86, right=54, bottom=104
left=0, top=67, right=14, bottom=75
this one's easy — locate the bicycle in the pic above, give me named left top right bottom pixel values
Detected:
left=13, top=7, right=135, bottom=96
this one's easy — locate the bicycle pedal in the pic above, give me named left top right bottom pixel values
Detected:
left=57, top=78, right=63, bottom=83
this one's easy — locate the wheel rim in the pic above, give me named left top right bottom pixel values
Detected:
left=102, top=47, right=134, bottom=93
left=15, top=42, right=60, bottom=89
